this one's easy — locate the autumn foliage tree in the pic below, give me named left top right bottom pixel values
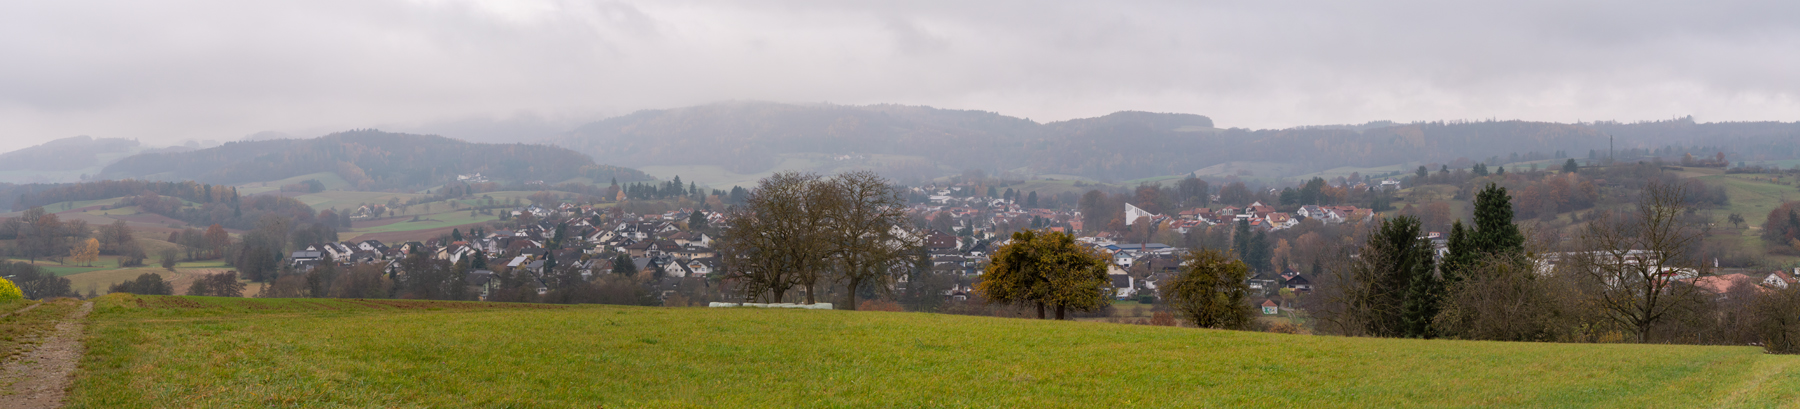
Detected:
left=976, top=229, right=1111, bottom=320
left=70, top=237, right=100, bottom=266
left=204, top=224, right=231, bottom=258
left=1761, top=201, right=1800, bottom=254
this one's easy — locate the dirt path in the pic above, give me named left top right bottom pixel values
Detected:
left=0, top=301, right=92, bottom=408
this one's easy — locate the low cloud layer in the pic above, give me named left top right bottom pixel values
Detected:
left=1, top=0, right=1795, bottom=151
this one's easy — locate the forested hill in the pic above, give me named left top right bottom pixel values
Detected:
left=550, top=102, right=1049, bottom=175
left=548, top=101, right=1797, bottom=182
left=0, top=135, right=141, bottom=171
left=99, top=130, right=650, bottom=189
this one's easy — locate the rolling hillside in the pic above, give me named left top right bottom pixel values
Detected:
left=548, top=101, right=1800, bottom=185
left=97, top=130, right=650, bottom=189
left=68, top=294, right=1800, bottom=408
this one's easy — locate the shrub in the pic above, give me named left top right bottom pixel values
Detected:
left=109, top=273, right=174, bottom=296
left=0, top=277, right=23, bottom=302
left=858, top=299, right=904, bottom=312
left=1150, top=311, right=1177, bottom=326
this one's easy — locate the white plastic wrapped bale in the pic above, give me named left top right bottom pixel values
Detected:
left=708, top=302, right=834, bottom=310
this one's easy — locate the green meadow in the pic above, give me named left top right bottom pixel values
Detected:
left=67, top=294, right=1800, bottom=408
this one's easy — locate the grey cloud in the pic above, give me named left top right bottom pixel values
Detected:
left=0, top=0, right=1795, bottom=152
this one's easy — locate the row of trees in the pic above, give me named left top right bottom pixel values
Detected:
left=1314, top=181, right=1800, bottom=352
left=717, top=171, right=918, bottom=309
left=976, top=228, right=1261, bottom=328
left=0, top=261, right=76, bottom=299
left=11, top=179, right=237, bottom=211
left=0, top=207, right=91, bottom=263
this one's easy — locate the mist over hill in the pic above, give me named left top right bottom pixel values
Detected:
left=0, top=136, right=141, bottom=172
left=4, top=103, right=1795, bottom=189
left=548, top=101, right=1800, bottom=183
left=97, top=130, right=650, bottom=189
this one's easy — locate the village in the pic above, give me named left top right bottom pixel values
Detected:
left=273, top=176, right=1420, bottom=318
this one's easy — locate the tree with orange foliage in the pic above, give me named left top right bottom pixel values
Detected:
left=70, top=237, right=100, bottom=266
left=204, top=224, right=231, bottom=258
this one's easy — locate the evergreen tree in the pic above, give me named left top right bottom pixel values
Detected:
left=1563, top=158, right=1580, bottom=174
left=549, top=223, right=567, bottom=249
left=1026, top=191, right=1038, bottom=208
left=1441, top=221, right=1474, bottom=284
left=688, top=210, right=708, bottom=230
left=1359, top=215, right=1439, bottom=337
left=1246, top=230, right=1271, bottom=273
left=1416, top=166, right=1429, bottom=179
left=451, top=229, right=463, bottom=242
left=1471, top=183, right=1525, bottom=254
left=613, top=254, right=637, bottom=275
left=1232, top=219, right=1252, bottom=263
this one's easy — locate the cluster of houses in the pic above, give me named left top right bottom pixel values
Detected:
left=1165, top=202, right=1374, bottom=233
left=290, top=203, right=724, bottom=300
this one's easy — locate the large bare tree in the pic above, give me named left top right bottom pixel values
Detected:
left=719, top=171, right=922, bottom=307
left=1566, top=181, right=1710, bottom=342
left=824, top=170, right=919, bottom=310
left=719, top=172, right=830, bottom=303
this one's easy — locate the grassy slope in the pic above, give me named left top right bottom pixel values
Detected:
left=235, top=171, right=352, bottom=195
left=1690, top=171, right=1800, bottom=266
left=70, top=295, right=1800, bottom=408
left=293, top=190, right=429, bottom=212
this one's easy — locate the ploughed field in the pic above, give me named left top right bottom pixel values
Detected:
left=67, top=295, right=1800, bottom=408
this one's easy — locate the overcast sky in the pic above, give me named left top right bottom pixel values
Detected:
left=2, top=0, right=1796, bottom=152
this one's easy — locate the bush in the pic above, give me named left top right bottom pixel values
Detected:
left=108, top=273, right=174, bottom=296
left=857, top=299, right=904, bottom=312
left=0, top=276, right=23, bottom=302
left=1149, top=311, right=1177, bottom=326
left=1265, top=321, right=1299, bottom=334
left=1756, top=286, right=1800, bottom=354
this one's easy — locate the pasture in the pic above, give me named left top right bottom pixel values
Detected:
left=65, top=295, right=1800, bottom=408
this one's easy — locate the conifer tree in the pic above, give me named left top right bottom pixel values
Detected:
left=1471, top=183, right=1525, bottom=254
left=1442, top=221, right=1474, bottom=284
left=1352, top=215, right=1438, bottom=337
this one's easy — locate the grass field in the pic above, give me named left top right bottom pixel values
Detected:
left=56, top=260, right=258, bottom=297
left=1002, top=179, right=1119, bottom=198
left=67, top=295, right=1800, bottom=408
left=352, top=211, right=499, bottom=235
left=236, top=172, right=353, bottom=195
left=1291, top=164, right=1414, bottom=182
left=291, top=190, right=429, bottom=212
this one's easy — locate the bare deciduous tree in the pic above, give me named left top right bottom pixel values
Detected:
left=1566, top=181, right=1710, bottom=342
left=722, top=171, right=908, bottom=306
left=825, top=171, right=919, bottom=310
